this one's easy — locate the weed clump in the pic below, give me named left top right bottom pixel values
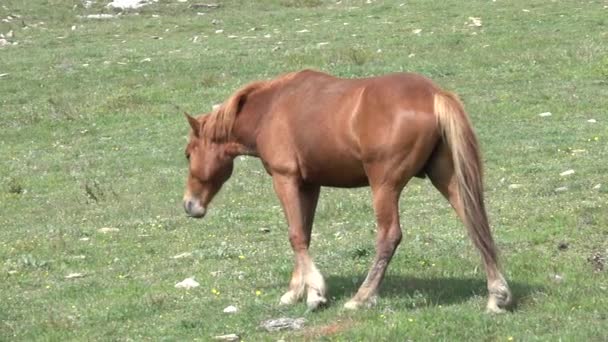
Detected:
left=7, top=178, right=24, bottom=195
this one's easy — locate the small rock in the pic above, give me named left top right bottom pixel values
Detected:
left=171, top=252, right=192, bottom=259
left=191, top=3, right=221, bottom=9
left=467, top=17, right=482, bottom=27
left=0, top=73, right=10, bottom=78
left=412, top=28, right=422, bottom=35
left=223, top=305, right=238, bottom=313
left=79, top=237, right=90, bottom=241
left=107, top=0, right=152, bottom=9
left=98, top=227, right=119, bottom=233
left=550, top=274, right=564, bottom=283
left=175, top=277, right=200, bottom=289
left=593, top=184, right=601, bottom=190
left=259, top=227, right=271, bottom=233
left=587, top=252, right=605, bottom=272
left=213, top=334, right=239, bottom=342
left=538, top=112, right=552, bottom=117
left=560, top=169, right=575, bottom=177
left=65, top=272, right=86, bottom=279
left=296, top=29, right=309, bottom=33
left=508, top=184, right=522, bottom=189
left=587, top=119, right=596, bottom=123
left=260, top=317, right=306, bottom=332
left=140, top=57, right=151, bottom=62
left=554, top=186, right=568, bottom=192
left=85, top=14, right=116, bottom=19
left=8, top=270, right=18, bottom=275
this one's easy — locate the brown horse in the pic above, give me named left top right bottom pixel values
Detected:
left=182, top=70, right=512, bottom=313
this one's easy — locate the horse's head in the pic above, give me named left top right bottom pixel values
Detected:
left=182, top=113, right=234, bottom=218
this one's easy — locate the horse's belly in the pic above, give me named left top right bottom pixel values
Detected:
left=300, top=156, right=368, bottom=188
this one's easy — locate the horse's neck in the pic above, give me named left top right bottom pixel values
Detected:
left=230, top=88, right=273, bottom=157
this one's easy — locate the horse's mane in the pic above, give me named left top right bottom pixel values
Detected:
left=201, top=71, right=304, bottom=142
left=200, top=81, right=264, bottom=142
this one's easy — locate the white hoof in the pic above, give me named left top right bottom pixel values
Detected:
left=486, top=305, right=507, bottom=314
left=279, top=291, right=300, bottom=305
left=486, top=296, right=508, bottom=314
left=306, top=294, right=327, bottom=310
left=344, top=299, right=361, bottom=310
left=344, top=295, right=377, bottom=310
left=487, top=277, right=512, bottom=313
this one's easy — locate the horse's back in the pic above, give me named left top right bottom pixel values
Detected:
left=258, top=70, right=442, bottom=186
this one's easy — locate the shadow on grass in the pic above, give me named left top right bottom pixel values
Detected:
left=326, top=275, right=540, bottom=310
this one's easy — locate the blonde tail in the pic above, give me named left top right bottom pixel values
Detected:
left=434, top=92, right=498, bottom=269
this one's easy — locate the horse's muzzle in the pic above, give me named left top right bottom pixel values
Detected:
left=183, top=198, right=206, bottom=218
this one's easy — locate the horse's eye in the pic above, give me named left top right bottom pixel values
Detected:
left=185, top=152, right=190, bottom=161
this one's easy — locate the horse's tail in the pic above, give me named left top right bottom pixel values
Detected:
left=433, top=91, right=498, bottom=267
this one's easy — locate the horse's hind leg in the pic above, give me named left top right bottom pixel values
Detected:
left=427, top=143, right=512, bottom=313
left=345, top=169, right=407, bottom=309
left=272, top=176, right=326, bottom=310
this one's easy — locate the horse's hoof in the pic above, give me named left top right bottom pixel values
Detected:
left=279, top=291, right=299, bottom=305
left=486, top=301, right=508, bottom=314
left=487, top=278, right=512, bottom=313
left=306, top=297, right=327, bottom=311
left=486, top=294, right=510, bottom=314
left=344, top=299, right=361, bottom=310
left=344, top=295, right=377, bottom=310
left=306, top=291, right=327, bottom=311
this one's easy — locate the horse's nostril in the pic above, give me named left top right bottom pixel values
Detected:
left=184, top=199, right=205, bottom=218
left=184, top=200, right=193, bottom=214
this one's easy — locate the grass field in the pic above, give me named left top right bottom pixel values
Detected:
left=1, top=0, right=607, bottom=340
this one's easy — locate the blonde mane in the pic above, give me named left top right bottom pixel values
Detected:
left=201, top=71, right=303, bottom=142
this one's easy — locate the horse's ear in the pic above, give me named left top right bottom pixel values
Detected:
left=185, top=113, right=201, bottom=137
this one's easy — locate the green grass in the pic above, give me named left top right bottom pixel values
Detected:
left=1, top=0, right=607, bottom=340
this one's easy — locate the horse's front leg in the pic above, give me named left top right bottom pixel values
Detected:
left=272, top=176, right=325, bottom=310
